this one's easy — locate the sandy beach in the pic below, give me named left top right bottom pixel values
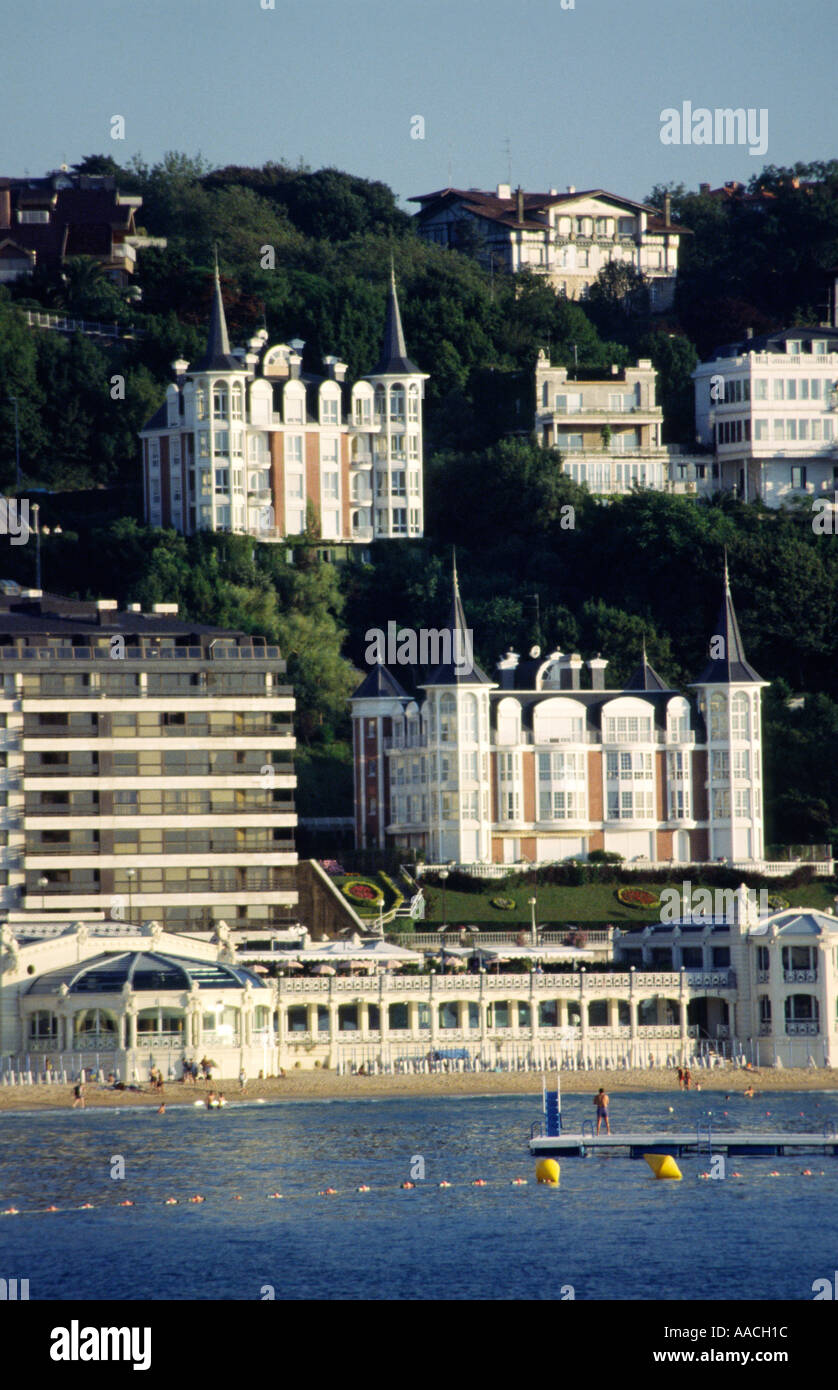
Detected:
left=0, top=1067, right=837, bottom=1112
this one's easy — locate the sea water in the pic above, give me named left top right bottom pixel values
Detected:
left=0, top=1090, right=836, bottom=1300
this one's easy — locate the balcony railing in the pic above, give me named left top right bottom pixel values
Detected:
left=783, top=969, right=817, bottom=983
left=785, top=1020, right=819, bottom=1036
left=0, top=645, right=281, bottom=661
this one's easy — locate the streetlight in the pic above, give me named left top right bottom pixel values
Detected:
left=38, top=874, right=49, bottom=913
left=528, top=894, right=537, bottom=948
left=126, top=868, right=136, bottom=924
left=31, top=503, right=41, bottom=589
left=438, top=868, right=449, bottom=976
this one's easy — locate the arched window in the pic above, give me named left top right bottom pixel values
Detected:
left=709, top=692, right=727, bottom=740
left=195, top=386, right=207, bottom=421
left=667, top=696, right=691, bottom=743
left=231, top=382, right=244, bottom=420
left=497, top=697, right=521, bottom=745
left=439, top=693, right=456, bottom=743
left=408, top=384, right=419, bottom=420
left=28, top=1010, right=58, bottom=1039
left=212, top=382, right=228, bottom=419
left=374, top=386, right=386, bottom=420
left=390, top=384, right=405, bottom=419
left=74, top=1008, right=118, bottom=1038
left=461, top=694, right=478, bottom=741
left=731, top=692, right=750, bottom=738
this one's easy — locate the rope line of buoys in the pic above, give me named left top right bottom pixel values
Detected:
left=2, top=1164, right=825, bottom=1216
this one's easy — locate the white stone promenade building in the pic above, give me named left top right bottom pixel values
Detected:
left=4, top=896, right=838, bottom=1076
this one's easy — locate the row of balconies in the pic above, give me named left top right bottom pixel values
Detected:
left=383, top=732, right=698, bottom=750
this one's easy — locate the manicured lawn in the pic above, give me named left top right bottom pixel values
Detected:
left=419, top=878, right=836, bottom=926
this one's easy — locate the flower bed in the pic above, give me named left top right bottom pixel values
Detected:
left=767, top=894, right=789, bottom=911
left=490, top=896, right=516, bottom=911
left=616, top=886, right=661, bottom=909
left=342, top=878, right=384, bottom=906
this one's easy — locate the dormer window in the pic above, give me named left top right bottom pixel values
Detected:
left=18, top=209, right=50, bottom=224
left=786, top=340, right=802, bottom=355
left=321, top=396, right=339, bottom=425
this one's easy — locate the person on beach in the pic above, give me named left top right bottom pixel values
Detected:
left=239, top=1068, right=246, bottom=1093
left=218, top=1093, right=227, bottom=1107
left=676, top=1067, right=684, bottom=1089
left=594, top=1088, right=610, bottom=1135
left=683, top=1068, right=692, bottom=1090
left=72, top=1081, right=85, bottom=1109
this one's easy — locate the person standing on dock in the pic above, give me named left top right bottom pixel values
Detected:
left=594, top=1088, right=610, bottom=1135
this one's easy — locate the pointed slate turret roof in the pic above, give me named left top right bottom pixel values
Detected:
left=694, top=557, right=765, bottom=685
left=350, top=663, right=409, bottom=700
left=422, top=555, right=494, bottom=687
left=371, top=265, right=421, bottom=375
left=189, top=255, right=241, bottom=373
left=625, top=642, right=671, bottom=692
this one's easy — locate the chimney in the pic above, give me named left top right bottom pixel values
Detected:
left=663, top=192, right=671, bottom=224
left=496, top=183, right=511, bottom=200
left=745, top=327, right=754, bottom=340
left=0, top=182, right=10, bottom=230
left=588, top=656, right=608, bottom=691
left=516, top=186, right=525, bottom=224
left=566, top=185, right=575, bottom=194
left=171, top=358, right=189, bottom=377
left=323, top=355, right=348, bottom=383
left=496, top=648, right=519, bottom=690
left=95, top=599, right=118, bottom=626
left=699, top=183, right=710, bottom=195
left=568, top=654, right=583, bottom=690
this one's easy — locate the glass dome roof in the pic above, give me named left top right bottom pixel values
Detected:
left=27, top=951, right=269, bottom=996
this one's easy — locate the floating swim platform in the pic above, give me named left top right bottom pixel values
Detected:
left=529, top=1129, right=838, bottom=1159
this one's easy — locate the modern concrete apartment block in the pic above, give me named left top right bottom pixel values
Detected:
left=0, top=588, right=297, bottom=932
left=693, top=326, right=838, bottom=506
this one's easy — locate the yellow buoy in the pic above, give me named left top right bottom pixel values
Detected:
left=536, top=1158, right=560, bottom=1185
left=644, top=1153, right=682, bottom=1180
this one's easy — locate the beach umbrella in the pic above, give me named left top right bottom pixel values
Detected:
left=279, top=959, right=303, bottom=972
left=251, top=965, right=269, bottom=975
left=311, top=964, right=336, bottom=976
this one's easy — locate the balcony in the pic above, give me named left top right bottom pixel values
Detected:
left=785, top=1020, right=819, bottom=1036
left=784, top=969, right=817, bottom=983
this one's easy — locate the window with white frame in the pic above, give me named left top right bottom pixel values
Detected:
left=712, top=788, right=730, bottom=818
left=603, top=714, right=653, bottom=743
left=731, top=692, right=750, bottom=738
left=709, top=693, right=727, bottom=740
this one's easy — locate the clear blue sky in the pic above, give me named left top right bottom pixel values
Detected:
left=5, top=0, right=836, bottom=206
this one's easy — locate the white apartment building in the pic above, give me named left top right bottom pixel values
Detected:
left=535, top=351, right=709, bottom=496
left=0, top=588, right=297, bottom=933
left=693, top=327, right=838, bottom=506
left=141, top=264, right=428, bottom=545
left=411, top=185, right=686, bottom=310
left=352, top=561, right=767, bottom=866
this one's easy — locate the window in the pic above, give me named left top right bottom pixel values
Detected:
left=709, top=692, right=727, bottom=740
left=711, top=750, right=729, bottom=779
left=392, top=470, right=406, bottom=497
left=773, top=379, right=785, bottom=400
left=713, top=789, right=730, bottom=818
left=321, top=396, right=339, bottom=425
left=734, top=789, right=751, bottom=816
left=754, top=419, right=768, bottom=441
left=322, top=472, right=339, bottom=501
left=212, top=384, right=228, bottom=418
left=754, top=378, right=768, bottom=401
left=791, top=465, right=807, bottom=489
left=555, top=392, right=583, bottom=413
left=19, top=208, right=50, bottom=223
